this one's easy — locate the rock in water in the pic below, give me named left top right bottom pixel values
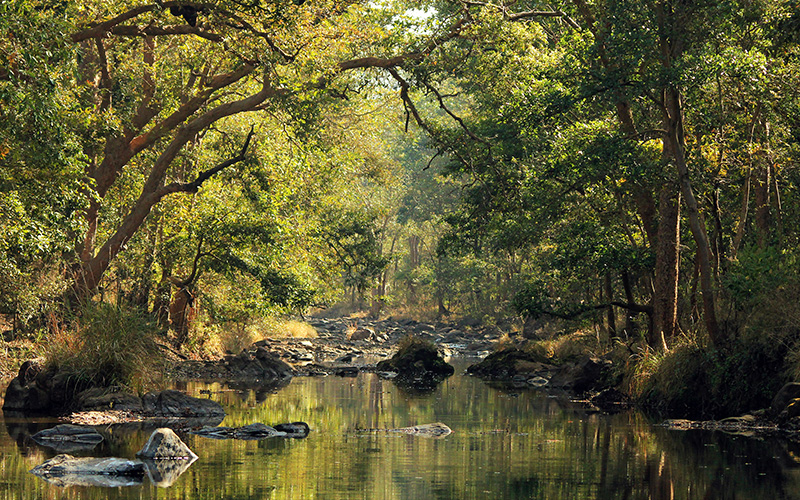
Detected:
left=136, top=428, right=197, bottom=460
left=388, top=422, right=452, bottom=437
left=31, top=424, right=104, bottom=453
left=30, top=454, right=145, bottom=487
left=273, top=422, right=310, bottom=438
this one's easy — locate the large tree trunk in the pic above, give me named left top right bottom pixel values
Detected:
left=651, top=186, right=680, bottom=352
left=656, top=1, right=721, bottom=346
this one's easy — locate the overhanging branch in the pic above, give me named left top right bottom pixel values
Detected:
left=157, top=125, right=255, bottom=197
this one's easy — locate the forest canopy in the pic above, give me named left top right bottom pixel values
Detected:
left=0, top=0, right=799, bottom=369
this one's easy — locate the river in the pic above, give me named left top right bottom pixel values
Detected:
left=2, top=363, right=799, bottom=499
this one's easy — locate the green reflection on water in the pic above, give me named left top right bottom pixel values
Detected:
left=3, top=369, right=800, bottom=499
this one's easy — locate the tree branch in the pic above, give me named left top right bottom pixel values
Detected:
left=158, top=126, right=255, bottom=197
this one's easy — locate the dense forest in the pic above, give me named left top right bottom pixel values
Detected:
left=1, top=0, right=800, bottom=414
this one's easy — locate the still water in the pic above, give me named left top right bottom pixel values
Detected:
left=2, top=365, right=800, bottom=499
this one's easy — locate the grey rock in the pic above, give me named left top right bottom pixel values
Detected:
left=30, top=454, right=145, bottom=487
left=136, top=428, right=197, bottom=460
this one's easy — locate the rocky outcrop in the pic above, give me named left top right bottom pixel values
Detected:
left=31, top=424, right=104, bottom=453
left=376, top=337, right=454, bottom=390
left=3, top=361, right=92, bottom=413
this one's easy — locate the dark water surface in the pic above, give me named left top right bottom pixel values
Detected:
left=2, top=365, right=800, bottom=499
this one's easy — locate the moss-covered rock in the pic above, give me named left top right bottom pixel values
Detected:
left=376, top=337, right=454, bottom=390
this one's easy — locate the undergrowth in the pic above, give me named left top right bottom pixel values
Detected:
left=45, top=302, right=164, bottom=394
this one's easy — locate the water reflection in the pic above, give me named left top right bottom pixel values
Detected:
left=3, top=369, right=800, bottom=498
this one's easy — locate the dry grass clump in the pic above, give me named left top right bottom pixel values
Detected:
left=538, top=331, right=601, bottom=362
left=262, top=318, right=318, bottom=339
left=45, top=303, right=165, bottom=394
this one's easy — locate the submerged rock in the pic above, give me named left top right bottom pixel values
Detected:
left=31, top=424, right=104, bottom=453
left=136, top=428, right=197, bottom=460
left=273, top=422, right=310, bottom=438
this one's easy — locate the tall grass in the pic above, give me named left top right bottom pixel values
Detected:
left=45, top=303, right=164, bottom=394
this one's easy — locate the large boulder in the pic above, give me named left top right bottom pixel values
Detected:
left=769, top=382, right=800, bottom=418
left=3, top=361, right=92, bottom=413
left=548, top=356, right=612, bottom=393
left=377, top=337, right=454, bottom=390
left=136, top=428, right=197, bottom=460
left=226, top=347, right=295, bottom=380
left=466, top=347, right=554, bottom=380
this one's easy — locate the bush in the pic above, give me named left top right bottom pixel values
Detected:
left=631, top=336, right=790, bottom=419
left=45, top=303, right=164, bottom=393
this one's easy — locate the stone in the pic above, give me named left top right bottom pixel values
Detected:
left=769, top=382, right=800, bottom=417
left=778, top=398, right=800, bottom=423
left=273, top=422, right=310, bottom=438
left=30, top=454, right=145, bottom=486
left=31, top=424, right=104, bottom=453
left=234, top=423, right=281, bottom=439
left=137, top=428, right=197, bottom=460
left=376, top=422, right=451, bottom=438
left=74, top=387, right=145, bottom=413
left=191, top=422, right=309, bottom=440
left=466, top=347, right=551, bottom=380
left=548, top=356, right=611, bottom=393
left=350, top=327, right=375, bottom=341
left=376, top=337, right=454, bottom=390
left=335, top=367, right=359, bottom=377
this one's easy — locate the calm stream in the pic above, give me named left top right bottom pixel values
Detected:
left=2, top=363, right=800, bottom=499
